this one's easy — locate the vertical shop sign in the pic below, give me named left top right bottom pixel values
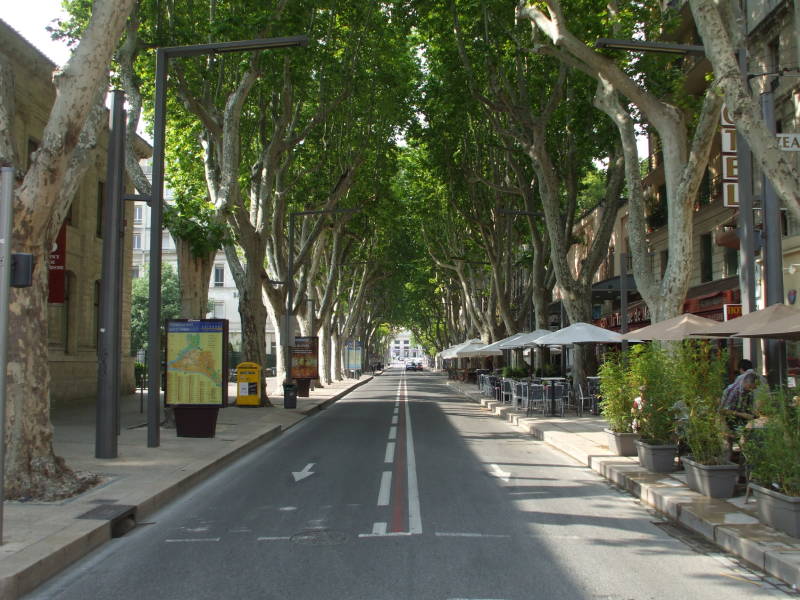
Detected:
left=721, top=106, right=739, bottom=208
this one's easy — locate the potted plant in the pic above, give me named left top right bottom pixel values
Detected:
left=628, top=344, right=678, bottom=472
left=742, top=389, right=800, bottom=537
left=673, top=342, right=738, bottom=498
left=599, top=351, right=638, bottom=456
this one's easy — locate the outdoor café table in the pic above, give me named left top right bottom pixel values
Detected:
left=540, top=377, right=566, bottom=416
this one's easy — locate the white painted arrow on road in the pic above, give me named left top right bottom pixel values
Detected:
left=489, top=463, right=511, bottom=482
left=292, top=463, right=315, bottom=482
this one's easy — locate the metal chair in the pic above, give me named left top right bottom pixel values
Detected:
left=501, top=379, right=513, bottom=404
left=512, top=380, right=526, bottom=410
left=527, top=384, right=546, bottom=416
left=552, top=382, right=566, bottom=416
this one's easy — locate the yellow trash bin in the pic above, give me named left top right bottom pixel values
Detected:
left=235, top=362, right=261, bottom=406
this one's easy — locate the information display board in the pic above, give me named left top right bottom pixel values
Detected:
left=345, top=340, right=362, bottom=371
left=291, top=336, right=319, bottom=380
left=165, top=319, right=228, bottom=407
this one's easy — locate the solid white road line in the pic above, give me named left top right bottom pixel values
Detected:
left=388, top=425, right=397, bottom=440
left=404, top=377, right=423, bottom=535
left=384, top=441, right=396, bottom=463
left=377, top=471, right=392, bottom=506
left=165, top=538, right=221, bottom=543
left=256, top=536, right=292, bottom=541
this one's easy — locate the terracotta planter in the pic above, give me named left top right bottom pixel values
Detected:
left=682, top=457, right=739, bottom=498
left=604, top=429, right=640, bottom=457
left=751, top=483, right=800, bottom=538
left=635, top=440, right=677, bottom=473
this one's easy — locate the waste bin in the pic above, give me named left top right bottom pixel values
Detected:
left=283, top=383, right=297, bottom=409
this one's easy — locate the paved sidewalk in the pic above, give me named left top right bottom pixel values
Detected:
left=0, top=375, right=374, bottom=599
left=447, top=377, right=800, bottom=591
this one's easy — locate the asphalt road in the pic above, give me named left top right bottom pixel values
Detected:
left=27, top=369, right=787, bottom=599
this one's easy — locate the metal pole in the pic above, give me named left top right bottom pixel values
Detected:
left=736, top=49, right=759, bottom=365
left=147, top=49, right=167, bottom=447
left=0, top=166, right=14, bottom=544
left=96, top=90, right=125, bottom=458
left=620, top=252, right=629, bottom=353
left=284, top=213, right=295, bottom=384
left=761, top=84, right=786, bottom=386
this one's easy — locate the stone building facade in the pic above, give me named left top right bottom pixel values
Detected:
left=1, top=20, right=146, bottom=404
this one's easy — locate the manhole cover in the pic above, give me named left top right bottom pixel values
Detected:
left=290, top=529, right=348, bottom=545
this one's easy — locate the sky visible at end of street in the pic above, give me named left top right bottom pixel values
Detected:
left=3, top=2, right=70, bottom=66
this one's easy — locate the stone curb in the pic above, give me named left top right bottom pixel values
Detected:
left=447, top=379, right=800, bottom=589
left=0, top=377, right=371, bottom=600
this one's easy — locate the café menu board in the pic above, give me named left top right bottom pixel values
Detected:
left=165, top=319, right=228, bottom=406
left=291, top=336, right=319, bottom=380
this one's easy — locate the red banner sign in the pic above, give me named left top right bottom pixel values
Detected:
left=48, top=223, right=67, bottom=303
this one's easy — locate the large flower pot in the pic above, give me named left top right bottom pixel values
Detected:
left=751, top=483, right=800, bottom=538
left=604, top=429, right=640, bottom=457
left=635, top=440, right=677, bottom=473
left=682, top=457, right=739, bottom=498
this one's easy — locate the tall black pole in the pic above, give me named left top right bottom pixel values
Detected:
left=736, top=49, right=759, bottom=367
left=620, top=252, right=629, bottom=353
left=147, top=49, right=168, bottom=447
left=0, top=166, right=15, bottom=544
left=96, top=90, right=126, bottom=458
left=284, top=213, right=296, bottom=384
left=761, top=83, right=786, bottom=386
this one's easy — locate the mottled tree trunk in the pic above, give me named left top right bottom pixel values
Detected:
left=176, top=238, right=215, bottom=320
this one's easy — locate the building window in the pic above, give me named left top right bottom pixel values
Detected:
left=698, top=170, right=711, bottom=207
left=133, top=205, right=143, bottom=224
left=724, top=247, right=738, bottom=278
left=96, top=181, right=104, bottom=237
left=131, top=266, right=140, bottom=279
left=700, top=233, right=713, bottom=282
left=132, top=233, right=141, bottom=250
left=27, top=138, right=39, bottom=171
left=214, top=265, right=224, bottom=287
left=768, top=36, right=780, bottom=73
left=162, top=231, right=172, bottom=250
left=213, top=301, right=225, bottom=318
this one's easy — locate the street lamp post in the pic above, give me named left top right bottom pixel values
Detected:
left=147, top=35, right=308, bottom=447
left=283, top=208, right=359, bottom=387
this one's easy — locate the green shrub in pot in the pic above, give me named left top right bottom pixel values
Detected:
left=599, top=351, right=634, bottom=433
left=628, top=344, right=676, bottom=444
left=673, top=341, right=728, bottom=464
left=743, top=389, right=800, bottom=497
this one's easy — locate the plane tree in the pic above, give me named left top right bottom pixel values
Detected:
left=0, top=0, right=136, bottom=499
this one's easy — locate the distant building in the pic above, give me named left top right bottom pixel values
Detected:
left=387, top=330, right=426, bottom=363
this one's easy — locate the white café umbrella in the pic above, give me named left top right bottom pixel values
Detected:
left=528, top=322, right=626, bottom=346
left=454, top=340, right=490, bottom=357
left=506, top=329, right=553, bottom=349
left=459, top=333, right=523, bottom=357
left=439, top=339, right=482, bottom=360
